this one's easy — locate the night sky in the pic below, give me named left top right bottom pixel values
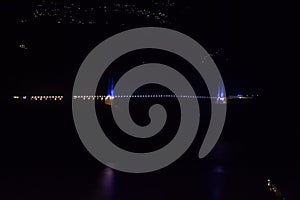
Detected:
left=1, top=0, right=298, bottom=200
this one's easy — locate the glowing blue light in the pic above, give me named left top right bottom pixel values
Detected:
left=221, top=85, right=224, bottom=98
left=217, top=83, right=225, bottom=98
left=107, top=77, right=114, bottom=97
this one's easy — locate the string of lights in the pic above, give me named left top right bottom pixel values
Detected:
left=13, top=95, right=64, bottom=101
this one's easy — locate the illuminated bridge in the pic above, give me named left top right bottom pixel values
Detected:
left=12, top=77, right=256, bottom=103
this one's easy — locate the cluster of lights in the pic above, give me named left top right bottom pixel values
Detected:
left=30, top=96, right=63, bottom=101
left=74, top=95, right=106, bottom=101
left=13, top=95, right=64, bottom=101
left=19, top=0, right=174, bottom=25
left=21, top=1, right=96, bottom=25
left=151, top=0, right=176, bottom=8
left=200, top=48, right=227, bottom=63
left=19, top=44, right=28, bottom=50
left=110, top=3, right=171, bottom=24
left=13, top=96, right=27, bottom=100
left=268, top=179, right=278, bottom=193
left=267, top=179, right=285, bottom=199
left=203, top=48, right=221, bottom=62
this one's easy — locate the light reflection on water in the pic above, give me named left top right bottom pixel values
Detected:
left=0, top=140, right=284, bottom=200
left=91, top=142, right=229, bottom=200
left=210, top=141, right=227, bottom=200
left=92, top=167, right=115, bottom=200
left=210, top=171, right=226, bottom=200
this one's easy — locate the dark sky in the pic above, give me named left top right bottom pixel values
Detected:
left=3, top=0, right=271, bottom=94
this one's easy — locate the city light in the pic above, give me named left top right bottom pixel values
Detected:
left=19, top=44, right=28, bottom=49
left=19, top=1, right=174, bottom=25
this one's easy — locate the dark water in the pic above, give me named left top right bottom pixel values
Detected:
left=2, top=97, right=299, bottom=200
